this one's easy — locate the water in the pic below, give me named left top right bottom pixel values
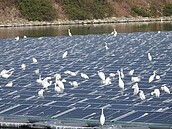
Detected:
left=0, top=21, right=172, bottom=39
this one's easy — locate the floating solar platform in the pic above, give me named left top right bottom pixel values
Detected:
left=0, top=32, right=172, bottom=129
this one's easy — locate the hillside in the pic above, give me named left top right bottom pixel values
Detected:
left=0, top=0, right=172, bottom=23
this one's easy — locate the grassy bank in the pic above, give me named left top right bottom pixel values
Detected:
left=0, top=0, right=172, bottom=24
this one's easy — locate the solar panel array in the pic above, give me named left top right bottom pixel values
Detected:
left=0, top=32, right=172, bottom=128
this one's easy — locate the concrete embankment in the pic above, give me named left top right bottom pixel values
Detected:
left=0, top=17, right=172, bottom=27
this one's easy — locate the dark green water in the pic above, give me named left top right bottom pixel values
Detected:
left=0, top=21, right=172, bottom=39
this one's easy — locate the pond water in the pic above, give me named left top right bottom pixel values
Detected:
left=0, top=21, right=172, bottom=39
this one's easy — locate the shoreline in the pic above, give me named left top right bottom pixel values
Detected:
left=0, top=17, right=172, bottom=28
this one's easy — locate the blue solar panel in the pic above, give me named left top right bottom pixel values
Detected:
left=0, top=32, right=172, bottom=128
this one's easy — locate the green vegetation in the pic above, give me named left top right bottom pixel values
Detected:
left=131, top=6, right=151, bottom=17
left=163, top=4, right=172, bottom=16
left=60, top=0, right=114, bottom=20
left=16, top=0, right=55, bottom=21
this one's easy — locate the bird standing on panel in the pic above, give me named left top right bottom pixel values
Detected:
left=0, top=68, right=15, bottom=79
left=149, top=71, right=156, bottom=83
left=98, top=71, right=106, bottom=84
left=132, top=83, right=139, bottom=95
left=36, top=75, right=43, bottom=85
left=34, top=68, right=40, bottom=75
left=81, top=73, right=89, bottom=80
left=68, top=29, right=72, bottom=36
left=54, top=83, right=63, bottom=94
left=56, top=80, right=65, bottom=90
left=131, top=76, right=141, bottom=83
left=104, top=76, right=112, bottom=85
left=100, top=108, right=105, bottom=127
left=5, top=81, right=13, bottom=87
left=42, top=77, right=52, bottom=90
left=69, top=81, right=79, bottom=88
left=21, top=64, right=26, bottom=70
left=148, top=53, right=152, bottom=62
left=104, top=42, right=109, bottom=50
left=64, top=70, right=78, bottom=76
left=117, top=70, right=124, bottom=93
left=151, top=89, right=160, bottom=97
left=161, top=85, right=170, bottom=94
left=62, top=51, right=68, bottom=59
left=32, top=57, right=38, bottom=64
left=128, top=69, right=134, bottom=76
left=139, top=90, right=146, bottom=100
left=38, top=89, right=45, bottom=98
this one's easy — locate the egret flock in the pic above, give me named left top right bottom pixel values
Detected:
left=0, top=30, right=171, bottom=127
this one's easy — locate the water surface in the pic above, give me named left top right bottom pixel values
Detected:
left=0, top=21, right=172, bottom=39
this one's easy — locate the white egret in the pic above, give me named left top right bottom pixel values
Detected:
left=62, top=51, right=68, bottom=59
left=23, top=35, right=27, bottom=38
left=105, top=42, right=109, bottom=50
left=64, top=70, right=78, bottom=76
left=117, top=70, right=124, bottom=92
left=132, top=83, right=139, bottom=95
left=54, top=83, right=63, bottom=94
left=128, top=69, right=134, bottom=76
left=98, top=71, right=106, bottom=82
left=68, top=29, right=72, bottom=36
left=81, top=73, right=89, bottom=79
left=21, top=64, right=26, bottom=70
left=148, top=53, right=152, bottom=62
left=15, top=36, right=19, bottom=41
left=42, top=77, right=52, bottom=90
left=32, top=57, right=38, bottom=64
left=0, top=68, right=15, bottom=79
left=149, top=71, right=156, bottom=83
left=161, top=85, right=170, bottom=94
left=131, top=76, right=141, bottom=83
left=36, top=75, right=43, bottom=85
left=34, top=68, right=40, bottom=75
left=111, top=28, right=117, bottom=36
left=5, top=81, right=13, bottom=87
left=139, top=90, right=146, bottom=100
left=56, top=80, right=65, bottom=90
left=38, top=89, right=45, bottom=98
left=100, top=108, right=105, bottom=126
left=104, top=77, right=112, bottom=85
left=69, top=81, right=79, bottom=88
left=151, top=89, right=160, bottom=97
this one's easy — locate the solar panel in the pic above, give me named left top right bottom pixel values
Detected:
left=0, top=31, right=172, bottom=128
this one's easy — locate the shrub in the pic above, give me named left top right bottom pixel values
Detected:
left=16, top=0, right=55, bottom=21
left=60, top=0, right=114, bottom=20
left=163, top=4, right=172, bottom=16
left=131, top=6, right=151, bottom=17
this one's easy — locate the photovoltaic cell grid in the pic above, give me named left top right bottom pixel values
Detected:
left=0, top=32, right=172, bottom=127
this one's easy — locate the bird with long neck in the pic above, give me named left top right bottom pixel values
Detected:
left=68, top=29, right=72, bottom=36
left=100, top=108, right=105, bottom=127
left=161, top=85, right=170, bottom=94
left=0, top=68, right=15, bottom=79
left=139, top=90, right=146, bottom=100
left=117, top=70, right=124, bottom=95
left=148, top=52, right=152, bottom=62
left=149, top=71, right=156, bottom=83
